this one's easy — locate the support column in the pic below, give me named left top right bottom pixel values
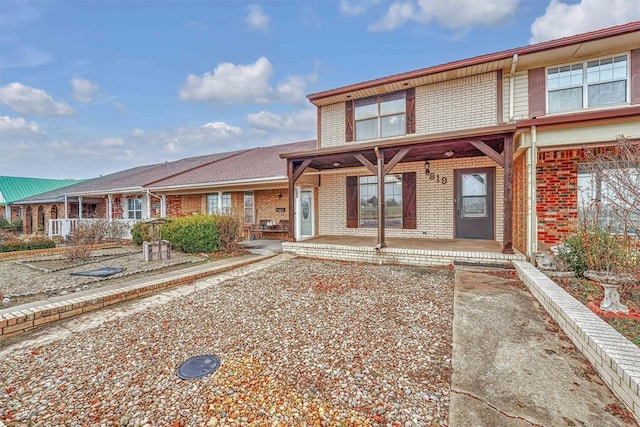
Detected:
left=502, top=135, right=514, bottom=254
left=107, top=194, right=113, bottom=221
left=375, top=148, right=386, bottom=248
left=287, top=160, right=295, bottom=241
left=78, top=196, right=83, bottom=219
left=64, top=195, right=68, bottom=218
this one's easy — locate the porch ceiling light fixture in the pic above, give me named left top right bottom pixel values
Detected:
left=444, top=150, right=454, bottom=158
left=424, top=161, right=430, bottom=174
left=332, top=161, right=341, bottom=167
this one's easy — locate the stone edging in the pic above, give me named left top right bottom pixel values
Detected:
left=513, top=260, right=640, bottom=423
left=0, top=255, right=274, bottom=340
left=0, top=242, right=125, bottom=260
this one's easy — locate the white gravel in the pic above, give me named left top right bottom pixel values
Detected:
left=0, top=257, right=454, bottom=426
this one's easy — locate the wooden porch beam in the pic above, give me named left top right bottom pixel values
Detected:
left=354, top=153, right=377, bottom=174
left=383, top=148, right=411, bottom=175
left=469, top=139, right=505, bottom=168
left=291, top=159, right=312, bottom=184
left=502, top=135, right=514, bottom=254
left=375, top=147, right=386, bottom=248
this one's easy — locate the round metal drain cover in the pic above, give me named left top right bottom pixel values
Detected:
left=177, top=354, right=220, bottom=380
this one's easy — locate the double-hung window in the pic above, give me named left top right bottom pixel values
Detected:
left=359, top=175, right=402, bottom=228
left=221, top=192, right=232, bottom=214
left=243, top=191, right=254, bottom=224
left=547, top=54, right=628, bottom=113
left=206, top=193, right=219, bottom=214
left=355, top=92, right=405, bottom=141
left=127, top=197, right=142, bottom=219
left=207, top=192, right=232, bottom=214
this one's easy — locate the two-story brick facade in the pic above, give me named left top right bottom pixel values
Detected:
left=282, top=21, right=640, bottom=258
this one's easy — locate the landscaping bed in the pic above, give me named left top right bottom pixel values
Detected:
left=554, top=276, right=640, bottom=346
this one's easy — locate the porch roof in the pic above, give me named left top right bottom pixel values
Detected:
left=280, top=124, right=517, bottom=170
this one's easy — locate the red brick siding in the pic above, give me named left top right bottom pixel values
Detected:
left=513, top=153, right=527, bottom=252
left=536, top=150, right=583, bottom=244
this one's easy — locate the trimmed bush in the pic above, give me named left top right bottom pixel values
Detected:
left=161, top=215, right=220, bottom=253
left=0, top=237, right=56, bottom=253
left=216, top=214, right=242, bottom=252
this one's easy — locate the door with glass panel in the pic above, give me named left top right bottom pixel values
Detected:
left=297, top=188, right=313, bottom=239
left=455, top=168, right=494, bottom=240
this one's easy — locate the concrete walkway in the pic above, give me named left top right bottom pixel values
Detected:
left=449, top=268, right=632, bottom=426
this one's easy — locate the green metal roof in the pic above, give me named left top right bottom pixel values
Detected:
left=0, top=176, right=83, bottom=205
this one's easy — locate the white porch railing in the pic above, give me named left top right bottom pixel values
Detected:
left=48, top=218, right=140, bottom=240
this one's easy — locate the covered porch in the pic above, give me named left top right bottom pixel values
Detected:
left=283, top=235, right=525, bottom=267
left=281, top=124, right=518, bottom=254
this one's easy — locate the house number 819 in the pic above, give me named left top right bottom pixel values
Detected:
left=428, top=173, right=447, bottom=185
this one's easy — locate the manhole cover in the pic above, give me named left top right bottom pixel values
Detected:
left=69, top=267, right=126, bottom=277
left=177, top=354, right=220, bottom=380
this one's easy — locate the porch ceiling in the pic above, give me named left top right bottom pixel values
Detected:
left=282, top=125, right=515, bottom=171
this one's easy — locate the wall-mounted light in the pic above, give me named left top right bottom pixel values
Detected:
left=332, top=161, right=341, bottom=167
left=424, top=161, right=430, bottom=174
left=444, top=150, right=454, bottom=158
left=277, top=192, right=283, bottom=199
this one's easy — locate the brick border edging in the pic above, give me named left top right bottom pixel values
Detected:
left=513, top=260, right=640, bottom=422
left=0, top=242, right=126, bottom=260
left=0, top=255, right=274, bottom=340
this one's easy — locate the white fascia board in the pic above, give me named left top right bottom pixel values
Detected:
left=64, top=187, right=144, bottom=196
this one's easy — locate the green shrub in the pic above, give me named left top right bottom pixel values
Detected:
left=131, top=222, right=152, bottom=246
left=161, top=214, right=225, bottom=253
left=557, top=227, right=637, bottom=276
left=0, top=237, right=56, bottom=252
left=0, top=217, right=16, bottom=230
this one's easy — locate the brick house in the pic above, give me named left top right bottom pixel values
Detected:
left=281, top=22, right=640, bottom=259
left=13, top=141, right=315, bottom=238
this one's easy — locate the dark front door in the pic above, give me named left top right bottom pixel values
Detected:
left=455, top=168, right=494, bottom=240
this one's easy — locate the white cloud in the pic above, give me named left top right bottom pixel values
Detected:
left=131, top=128, right=145, bottom=137
left=0, top=116, right=40, bottom=134
left=0, top=82, right=74, bottom=116
left=179, top=57, right=314, bottom=104
left=112, top=101, right=127, bottom=113
left=101, top=137, right=125, bottom=147
left=246, top=4, right=270, bottom=32
left=339, top=0, right=380, bottom=16
left=201, top=121, right=243, bottom=136
left=368, top=0, right=518, bottom=32
left=247, top=108, right=316, bottom=132
left=70, top=78, right=99, bottom=102
left=530, top=0, right=640, bottom=43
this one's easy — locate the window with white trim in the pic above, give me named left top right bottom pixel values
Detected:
left=243, top=191, right=254, bottom=224
left=127, top=197, right=142, bottom=219
left=547, top=54, right=628, bottom=113
left=355, top=92, right=405, bottom=141
left=206, top=193, right=219, bottom=214
left=221, top=192, right=232, bottom=214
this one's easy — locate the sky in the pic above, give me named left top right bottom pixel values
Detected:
left=1, top=0, right=639, bottom=180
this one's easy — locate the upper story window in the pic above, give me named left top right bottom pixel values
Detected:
left=547, top=54, right=628, bottom=113
left=355, top=92, right=406, bottom=141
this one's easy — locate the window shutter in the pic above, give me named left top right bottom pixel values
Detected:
left=402, top=172, right=416, bottom=229
left=528, top=67, right=546, bottom=118
left=346, top=176, right=358, bottom=228
left=345, top=100, right=354, bottom=142
left=406, top=88, right=416, bottom=134
left=631, top=49, right=640, bottom=105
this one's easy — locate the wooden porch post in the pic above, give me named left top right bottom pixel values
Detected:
left=502, top=135, right=514, bottom=254
left=287, top=159, right=295, bottom=241
left=375, top=148, right=386, bottom=248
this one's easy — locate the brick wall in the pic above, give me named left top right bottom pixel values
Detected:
left=318, top=157, right=504, bottom=241
left=536, top=149, right=582, bottom=244
left=416, top=72, right=497, bottom=134
left=255, top=189, right=289, bottom=224
left=513, top=152, right=527, bottom=252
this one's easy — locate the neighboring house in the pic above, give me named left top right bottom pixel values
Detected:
left=0, top=176, right=81, bottom=225
left=12, top=141, right=316, bottom=238
left=280, top=21, right=640, bottom=258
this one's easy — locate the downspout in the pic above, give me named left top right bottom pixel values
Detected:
left=146, top=190, right=152, bottom=219
left=528, top=125, right=538, bottom=258
left=509, top=54, right=519, bottom=121
left=146, top=190, right=164, bottom=217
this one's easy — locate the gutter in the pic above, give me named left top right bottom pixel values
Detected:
left=509, top=54, right=518, bottom=121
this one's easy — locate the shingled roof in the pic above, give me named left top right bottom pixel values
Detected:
left=14, top=141, right=316, bottom=203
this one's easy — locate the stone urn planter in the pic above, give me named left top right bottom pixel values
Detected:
left=583, top=270, right=633, bottom=314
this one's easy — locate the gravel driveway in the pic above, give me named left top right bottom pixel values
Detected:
left=0, top=257, right=454, bottom=426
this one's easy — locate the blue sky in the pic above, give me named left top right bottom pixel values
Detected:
left=1, top=0, right=639, bottom=179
